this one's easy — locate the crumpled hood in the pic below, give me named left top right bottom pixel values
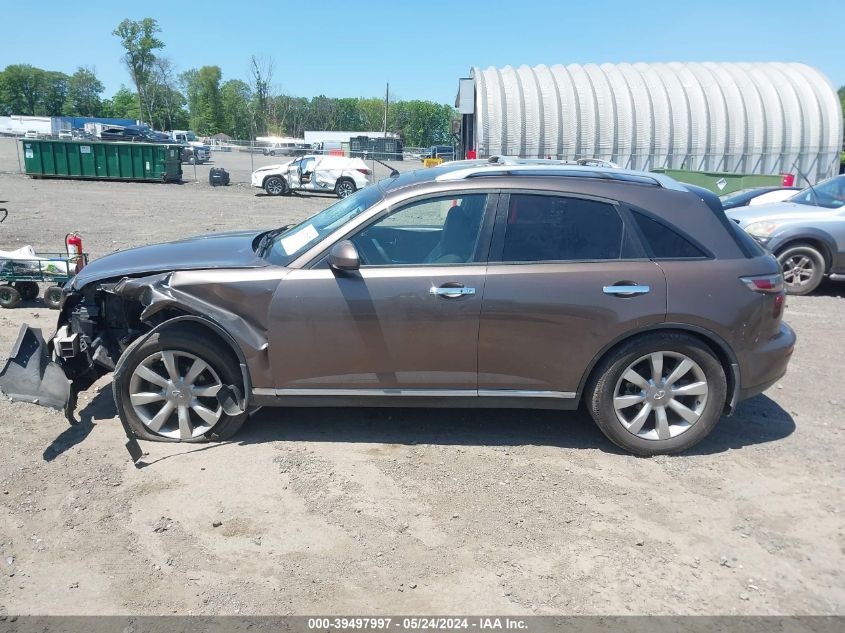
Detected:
left=70, top=230, right=267, bottom=289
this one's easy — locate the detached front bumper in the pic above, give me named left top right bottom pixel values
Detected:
left=0, top=325, right=70, bottom=410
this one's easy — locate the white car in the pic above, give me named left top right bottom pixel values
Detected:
left=251, top=155, right=371, bottom=198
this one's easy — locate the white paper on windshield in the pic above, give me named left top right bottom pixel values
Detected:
left=279, top=224, right=319, bottom=255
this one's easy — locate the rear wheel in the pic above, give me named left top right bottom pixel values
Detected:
left=14, top=281, right=39, bottom=301
left=336, top=178, right=356, bottom=198
left=0, top=285, right=21, bottom=309
left=777, top=243, right=825, bottom=295
left=43, top=286, right=63, bottom=309
left=587, top=333, right=726, bottom=455
left=264, top=176, right=287, bottom=196
left=113, top=329, right=247, bottom=443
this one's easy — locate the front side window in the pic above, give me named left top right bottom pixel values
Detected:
left=264, top=185, right=384, bottom=265
left=500, top=194, right=625, bottom=262
left=350, top=194, right=488, bottom=266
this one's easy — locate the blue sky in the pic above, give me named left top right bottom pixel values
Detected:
left=2, top=0, right=842, bottom=103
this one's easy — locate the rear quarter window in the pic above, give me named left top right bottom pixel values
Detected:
left=630, top=211, right=707, bottom=259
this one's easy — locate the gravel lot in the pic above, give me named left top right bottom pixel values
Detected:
left=0, top=136, right=843, bottom=616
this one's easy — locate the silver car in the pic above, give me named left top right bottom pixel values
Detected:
left=726, top=175, right=845, bottom=294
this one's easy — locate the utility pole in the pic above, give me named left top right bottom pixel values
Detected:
left=383, top=83, right=389, bottom=136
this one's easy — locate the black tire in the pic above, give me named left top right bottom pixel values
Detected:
left=335, top=178, right=356, bottom=198
left=264, top=176, right=287, bottom=196
left=113, top=328, right=248, bottom=443
left=587, top=333, right=727, bottom=456
left=14, top=281, right=39, bottom=301
left=0, top=285, right=21, bottom=309
left=269, top=150, right=276, bottom=156
left=776, top=243, right=825, bottom=295
left=43, top=286, right=63, bottom=309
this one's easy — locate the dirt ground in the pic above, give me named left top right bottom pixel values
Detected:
left=0, top=137, right=843, bottom=616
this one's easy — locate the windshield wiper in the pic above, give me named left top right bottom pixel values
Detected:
left=256, top=224, right=294, bottom=256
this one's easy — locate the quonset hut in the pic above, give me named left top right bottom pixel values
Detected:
left=455, top=62, right=842, bottom=183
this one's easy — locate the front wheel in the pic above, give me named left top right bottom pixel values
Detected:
left=335, top=178, right=356, bottom=198
left=777, top=243, right=825, bottom=295
left=587, top=333, right=726, bottom=456
left=113, top=329, right=247, bottom=443
left=264, top=176, right=287, bottom=196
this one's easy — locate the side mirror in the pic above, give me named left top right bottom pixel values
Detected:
left=328, top=240, right=360, bottom=271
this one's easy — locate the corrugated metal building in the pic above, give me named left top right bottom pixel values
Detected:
left=456, top=62, right=842, bottom=183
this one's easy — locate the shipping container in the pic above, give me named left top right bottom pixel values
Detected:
left=20, top=139, right=182, bottom=183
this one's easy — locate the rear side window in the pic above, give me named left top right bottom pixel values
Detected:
left=631, top=211, right=706, bottom=259
left=501, top=194, right=625, bottom=262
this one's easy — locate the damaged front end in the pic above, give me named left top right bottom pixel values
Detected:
left=0, top=267, right=270, bottom=460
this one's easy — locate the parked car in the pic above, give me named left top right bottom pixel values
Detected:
left=57, top=130, right=73, bottom=140
left=251, top=155, right=370, bottom=198
left=420, top=145, right=454, bottom=161
left=0, top=163, right=795, bottom=458
left=179, top=146, right=210, bottom=165
left=726, top=174, right=845, bottom=295
left=720, top=186, right=801, bottom=210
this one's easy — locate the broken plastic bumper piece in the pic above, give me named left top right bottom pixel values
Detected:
left=0, top=325, right=71, bottom=410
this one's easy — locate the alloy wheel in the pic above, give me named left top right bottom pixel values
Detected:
left=265, top=178, right=285, bottom=195
left=336, top=180, right=355, bottom=198
left=128, top=350, right=223, bottom=440
left=781, top=254, right=815, bottom=289
left=613, top=351, right=709, bottom=441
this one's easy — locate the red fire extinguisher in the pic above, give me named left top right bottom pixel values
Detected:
left=65, top=232, right=84, bottom=273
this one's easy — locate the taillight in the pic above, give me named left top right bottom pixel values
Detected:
left=740, top=273, right=783, bottom=294
left=781, top=173, right=795, bottom=187
left=741, top=273, right=785, bottom=319
left=357, top=168, right=371, bottom=175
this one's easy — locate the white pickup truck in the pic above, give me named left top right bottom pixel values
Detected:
left=251, top=154, right=371, bottom=198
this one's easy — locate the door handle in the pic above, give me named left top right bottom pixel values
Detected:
left=603, top=284, right=650, bottom=297
left=430, top=285, right=476, bottom=298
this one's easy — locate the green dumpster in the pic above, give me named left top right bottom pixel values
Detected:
left=650, top=168, right=784, bottom=195
left=20, top=139, right=182, bottom=183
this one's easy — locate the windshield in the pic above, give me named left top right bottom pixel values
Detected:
left=264, top=185, right=384, bottom=265
left=788, top=175, right=845, bottom=209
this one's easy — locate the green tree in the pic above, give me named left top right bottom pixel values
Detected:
left=221, top=79, right=252, bottom=138
left=63, top=67, right=104, bottom=117
left=38, top=71, right=69, bottom=115
left=101, top=86, right=140, bottom=120
left=357, top=97, right=386, bottom=131
left=181, top=66, right=224, bottom=134
left=0, top=64, right=45, bottom=114
left=274, top=94, right=310, bottom=137
left=334, top=98, right=365, bottom=130
left=144, top=58, right=187, bottom=130
left=112, top=17, right=164, bottom=123
left=389, top=100, right=455, bottom=146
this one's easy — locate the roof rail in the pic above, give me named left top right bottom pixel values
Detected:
left=434, top=163, right=687, bottom=190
